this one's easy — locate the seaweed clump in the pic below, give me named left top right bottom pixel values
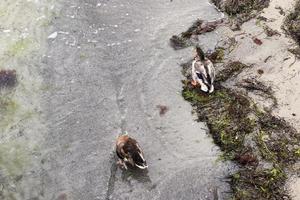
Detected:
left=285, top=1, right=300, bottom=57
left=212, top=0, right=270, bottom=29
left=284, top=0, right=300, bottom=45
left=237, top=78, right=278, bottom=108
left=181, top=59, right=300, bottom=199
left=170, top=19, right=224, bottom=50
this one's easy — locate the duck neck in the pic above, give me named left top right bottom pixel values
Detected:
left=196, top=47, right=206, bottom=61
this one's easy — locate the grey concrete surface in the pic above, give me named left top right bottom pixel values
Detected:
left=36, top=0, right=233, bottom=199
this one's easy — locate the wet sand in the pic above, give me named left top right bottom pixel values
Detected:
left=213, top=0, right=300, bottom=198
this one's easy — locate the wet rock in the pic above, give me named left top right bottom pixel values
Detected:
left=0, top=69, right=17, bottom=89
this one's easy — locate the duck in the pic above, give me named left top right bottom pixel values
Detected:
left=116, top=134, right=148, bottom=170
left=191, top=46, right=215, bottom=93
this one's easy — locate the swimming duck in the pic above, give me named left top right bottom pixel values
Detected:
left=116, top=134, right=148, bottom=170
left=191, top=46, right=215, bottom=93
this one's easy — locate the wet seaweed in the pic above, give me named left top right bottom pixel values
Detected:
left=225, top=0, right=269, bottom=16
left=207, top=47, right=225, bottom=63
left=237, top=78, right=278, bottom=107
left=263, top=25, right=281, bottom=37
left=288, top=47, right=300, bottom=59
left=212, top=0, right=270, bottom=29
left=284, top=0, right=300, bottom=46
left=169, top=35, right=190, bottom=50
left=181, top=57, right=300, bottom=199
left=230, top=167, right=288, bottom=199
left=216, top=61, right=250, bottom=82
left=181, top=19, right=224, bottom=39
left=169, top=19, right=224, bottom=50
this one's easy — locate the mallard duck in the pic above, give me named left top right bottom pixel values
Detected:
left=191, top=46, right=215, bottom=93
left=116, top=134, right=148, bottom=170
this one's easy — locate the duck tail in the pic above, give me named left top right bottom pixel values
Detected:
left=135, top=163, right=148, bottom=169
left=133, top=151, right=148, bottom=169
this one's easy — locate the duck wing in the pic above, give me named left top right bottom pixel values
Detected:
left=123, top=138, right=147, bottom=169
left=203, top=60, right=215, bottom=85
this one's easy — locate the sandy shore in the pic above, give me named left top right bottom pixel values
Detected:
left=213, top=0, right=300, bottom=198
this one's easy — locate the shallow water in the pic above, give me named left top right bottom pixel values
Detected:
left=1, top=0, right=233, bottom=199
left=0, top=0, right=60, bottom=199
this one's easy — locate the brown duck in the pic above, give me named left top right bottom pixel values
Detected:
left=116, top=134, right=148, bottom=170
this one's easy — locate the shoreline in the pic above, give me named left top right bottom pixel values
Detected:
left=172, top=0, right=300, bottom=199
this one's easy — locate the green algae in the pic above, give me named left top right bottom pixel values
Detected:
left=7, top=39, right=33, bottom=57
left=207, top=47, right=225, bottom=63
left=0, top=96, right=19, bottom=113
left=230, top=167, right=287, bottom=199
left=0, top=142, right=29, bottom=177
